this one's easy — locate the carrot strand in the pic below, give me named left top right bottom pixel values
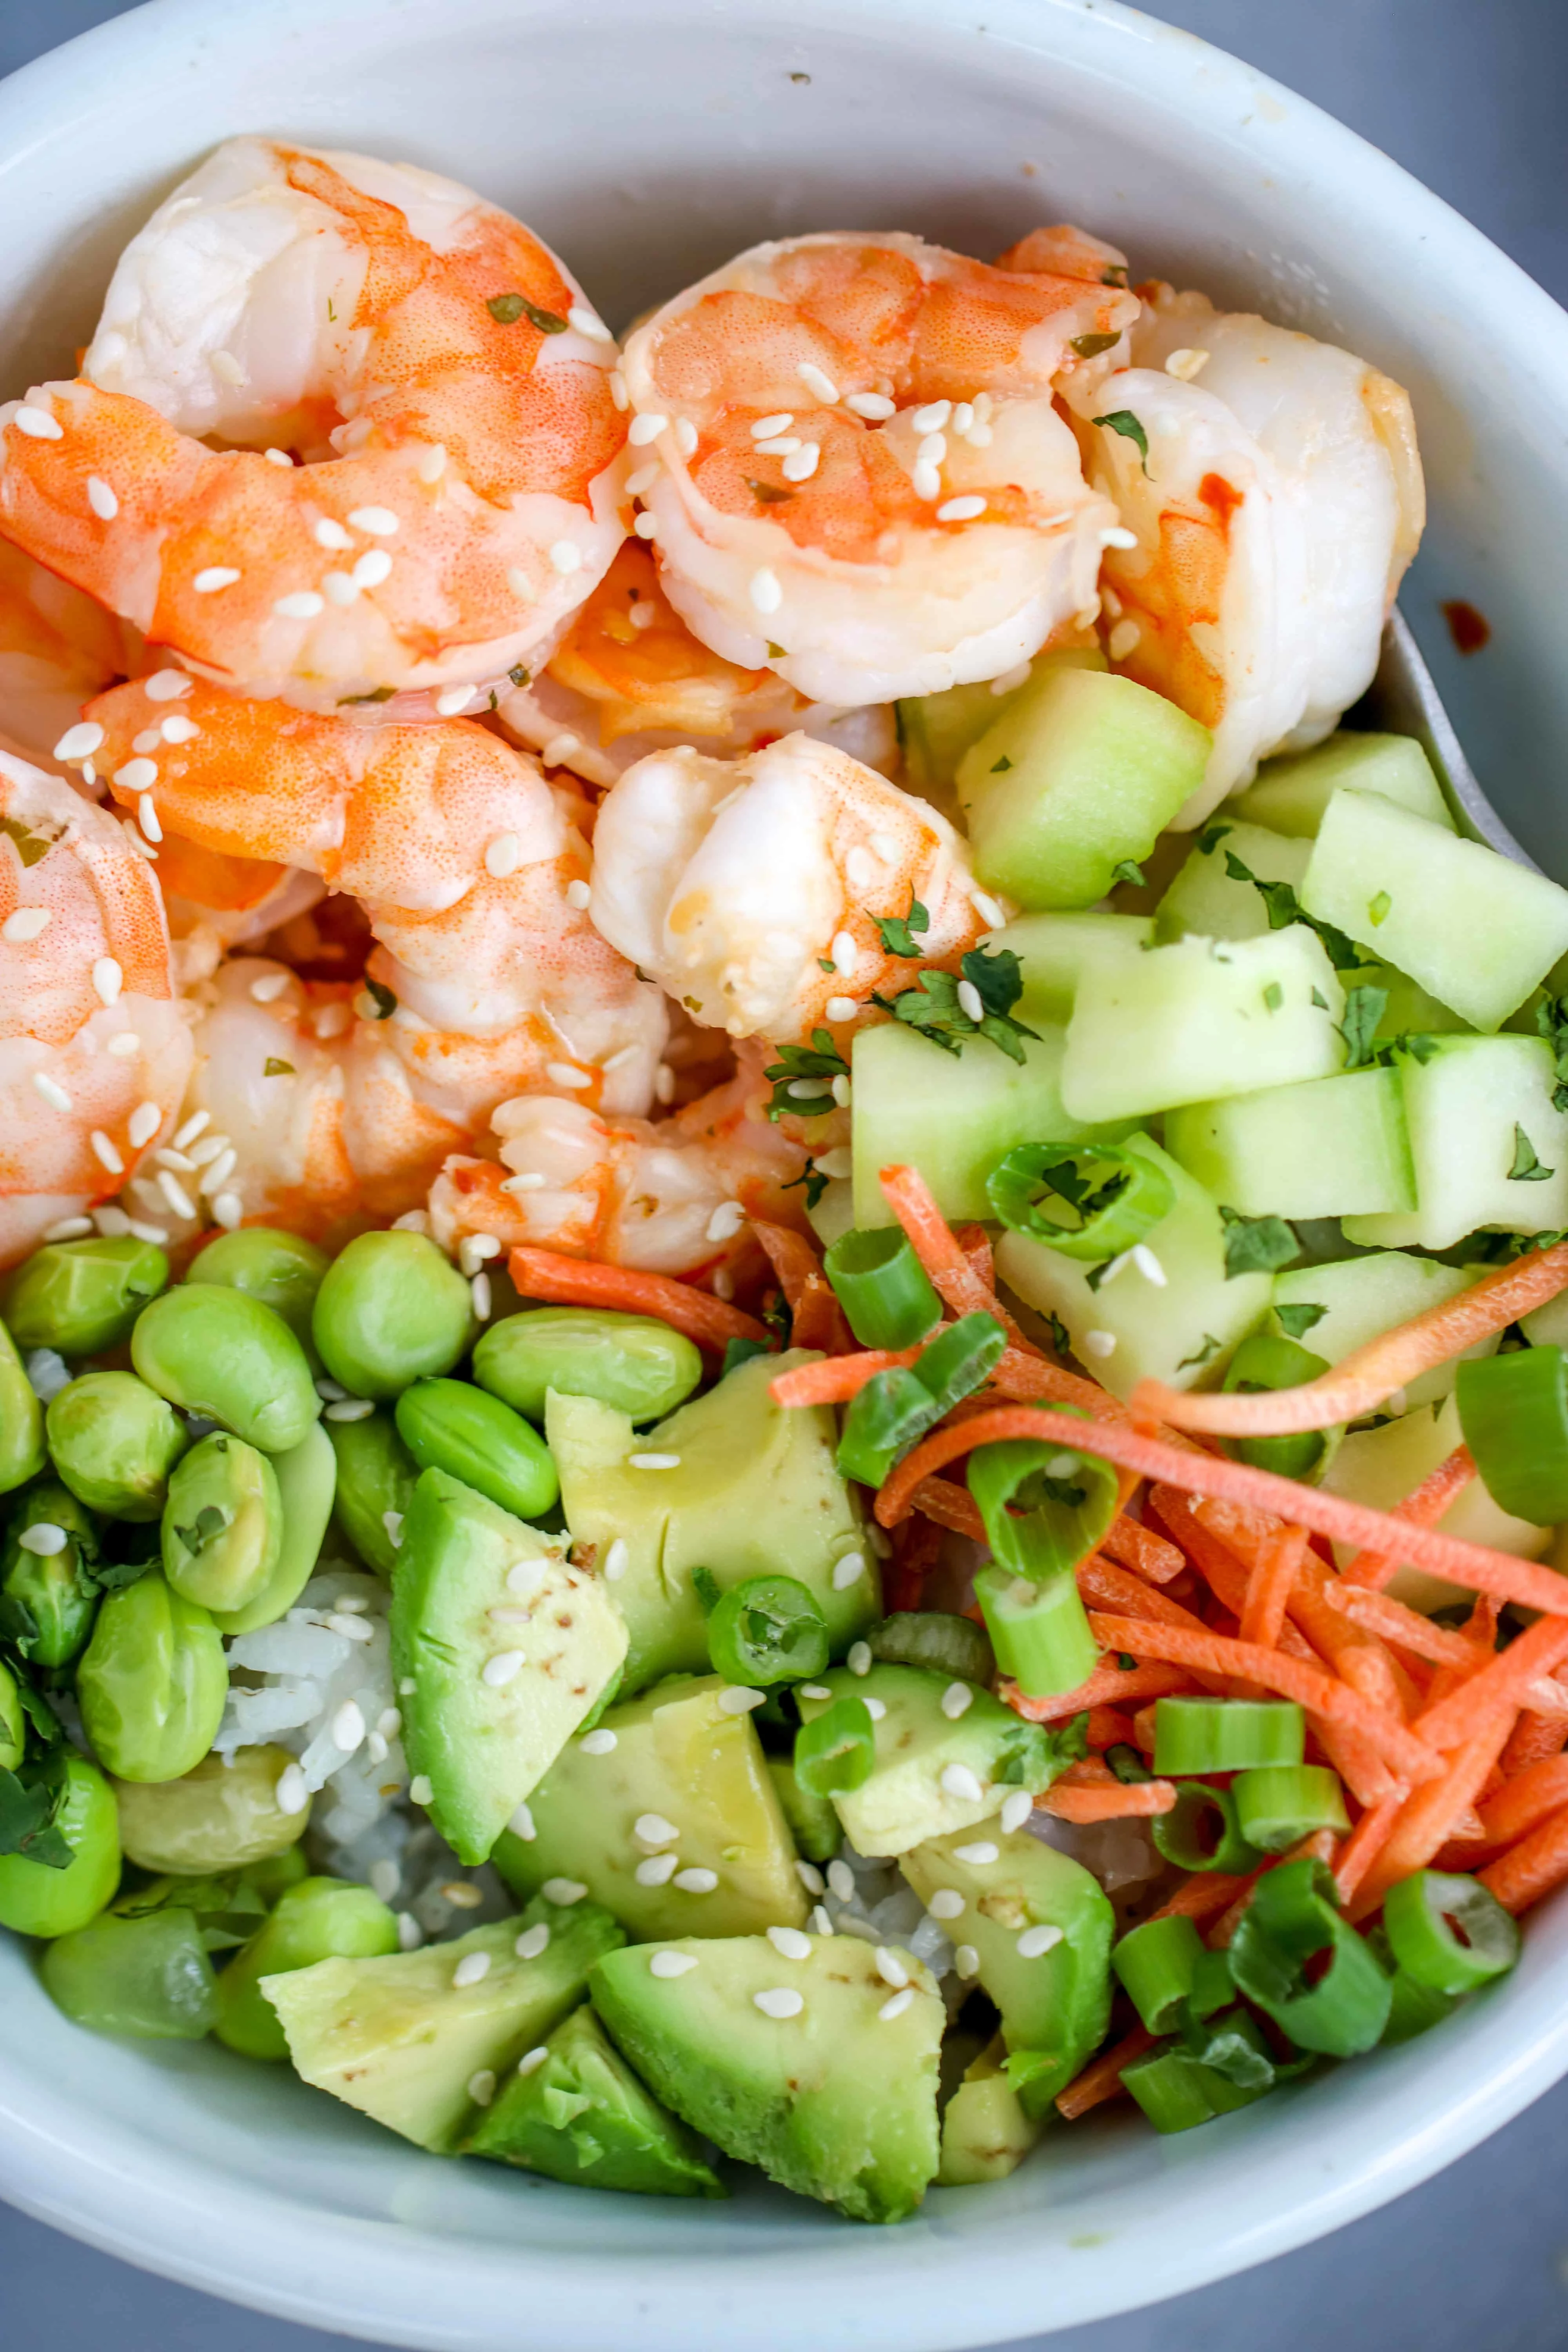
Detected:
left=1054, top=2024, right=1156, bottom=2120
left=1238, top=1522, right=1308, bottom=1651
left=1340, top=1446, right=1477, bottom=1591
left=1480, top=1800, right=1568, bottom=1915
left=507, top=1247, right=767, bottom=1350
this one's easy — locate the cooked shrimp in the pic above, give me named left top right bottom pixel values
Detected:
left=619, top=229, right=1137, bottom=704
left=588, top=731, right=995, bottom=1042
left=0, top=137, right=630, bottom=713
left=1063, top=285, right=1425, bottom=824
left=0, top=753, right=190, bottom=1264
left=154, top=829, right=326, bottom=989
left=496, top=542, right=897, bottom=789
left=0, top=540, right=138, bottom=771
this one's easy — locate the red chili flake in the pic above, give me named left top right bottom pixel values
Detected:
left=1442, top=599, right=1491, bottom=655
left=1198, top=472, right=1243, bottom=532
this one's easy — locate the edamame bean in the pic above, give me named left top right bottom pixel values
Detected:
left=45, top=1370, right=188, bottom=1520
left=394, top=1377, right=559, bottom=1521
left=325, top=1408, right=418, bottom=1578
left=131, top=1285, right=320, bottom=1453
left=0, top=1313, right=45, bottom=1496
left=242, top=1845, right=310, bottom=1906
left=214, top=1875, right=399, bottom=2060
left=0, top=1754, right=120, bottom=1936
left=186, top=1228, right=331, bottom=1359
left=77, top=1574, right=228, bottom=1784
left=4, top=1235, right=168, bottom=1356
left=473, top=1307, right=702, bottom=1424
left=162, top=1433, right=281, bottom=1614
left=112, top=1745, right=311, bottom=1875
left=0, top=1479, right=101, bottom=1667
left=0, top=1660, right=22, bottom=1771
left=211, top=1422, right=337, bottom=1637
left=41, top=1906, right=218, bottom=2038
left=311, top=1230, right=475, bottom=1401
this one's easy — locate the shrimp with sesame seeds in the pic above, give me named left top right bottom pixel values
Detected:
left=617, top=227, right=1136, bottom=706
left=0, top=753, right=191, bottom=1265
left=0, top=138, right=630, bottom=714
left=0, top=540, right=139, bottom=772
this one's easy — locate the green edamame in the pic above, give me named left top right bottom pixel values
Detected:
left=131, top=1285, right=319, bottom=1453
left=0, top=1479, right=101, bottom=1667
left=211, top=1421, right=337, bottom=1636
left=77, top=1574, right=228, bottom=1785
left=312, top=1230, right=475, bottom=1401
left=0, top=1660, right=23, bottom=1772
left=394, top=1377, right=559, bottom=1521
left=0, top=1755, right=120, bottom=1936
left=162, top=1433, right=282, bottom=1614
left=112, top=1745, right=310, bottom=1875
left=242, top=1846, right=309, bottom=1906
left=0, top=1314, right=45, bottom=1496
left=186, top=1228, right=331, bottom=1359
left=41, top=1906, right=218, bottom=2038
left=214, top=1875, right=399, bottom=2060
left=473, top=1306, right=702, bottom=1424
left=45, top=1370, right=188, bottom=1520
left=5, top=1235, right=168, bottom=1356
left=325, top=1408, right=418, bottom=1578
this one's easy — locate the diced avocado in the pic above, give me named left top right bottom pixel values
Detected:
left=545, top=1350, right=873, bottom=1691
left=1270, top=1255, right=1496, bottom=1407
left=850, top=1020, right=1136, bottom=1230
left=1321, top=1393, right=1550, bottom=1612
left=465, top=1999, right=724, bottom=2195
left=956, top=667, right=1211, bottom=910
left=390, top=1470, right=626, bottom=1866
left=795, top=1663, right=1077, bottom=1857
left=996, top=1133, right=1271, bottom=1399
left=938, top=2035, right=1044, bottom=2185
left=1235, top=734, right=1456, bottom=836
left=494, top=1673, right=808, bottom=1938
left=591, top=1932, right=942, bottom=2223
left=1154, top=820, right=1312, bottom=946
left=1165, top=1069, right=1416, bottom=1220
left=896, top=647, right=1105, bottom=814
left=262, top=1894, right=624, bottom=2153
left=1342, top=1036, right=1568, bottom=1252
left=988, top=911, right=1152, bottom=1027
left=900, top=1821, right=1112, bottom=2114
left=768, top=1755, right=841, bottom=1863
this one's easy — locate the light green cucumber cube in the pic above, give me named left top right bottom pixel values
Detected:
left=1524, top=1289, right=1568, bottom=1349
left=804, top=1178, right=857, bottom=1251
left=850, top=1020, right=1134, bottom=1229
left=1343, top=1036, right=1568, bottom=1251
left=1154, top=821, right=1311, bottom=944
left=1059, top=930, right=1346, bottom=1125
left=1165, top=1069, right=1414, bottom=1220
left=1361, top=961, right=1469, bottom=1040
left=995, top=1133, right=1271, bottom=1397
left=1301, top=789, right=1568, bottom=1031
left=1270, top=1255, right=1497, bottom=1406
left=987, top=911, right=1151, bottom=1026
left=896, top=647, right=1105, bottom=810
left=1234, top=733, right=1455, bottom=836
left=956, top=666, right=1211, bottom=910
left=1321, top=1394, right=1551, bottom=1611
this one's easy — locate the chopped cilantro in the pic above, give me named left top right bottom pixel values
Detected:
left=763, top=1030, right=849, bottom=1121
left=1221, top=847, right=1367, bottom=971
left=766, top=642, right=788, bottom=659
left=1509, top=1125, right=1554, bottom=1183
left=1337, top=984, right=1389, bottom=1070
left=262, top=1057, right=295, bottom=1077
left=1219, top=1207, right=1301, bottom=1279
left=720, top=1336, right=774, bottom=1380
left=0, top=1763, right=73, bottom=1870
left=488, top=293, right=567, bottom=332
left=1176, top=1333, right=1223, bottom=1371
left=1197, top=822, right=1234, bottom=858
left=1368, top=890, right=1392, bottom=927
left=991, top=754, right=1014, bottom=773
left=508, top=663, right=531, bottom=688
left=1274, top=1301, right=1328, bottom=1341
left=1311, top=987, right=1329, bottom=1011
left=363, top=977, right=397, bottom=1020
left=746, top=479, right=794, bottom=504
left=1111, top=859, right=1147, bottom=889
left=876, top=897, right=929, bottom=959
left=1045, top=1311, right=1072, bottom=1358
left=881, top=944, right=1040, bottom=1066
left=1536, top=991, right=1568, bottom=1111
left=1101, top=265, right=1131, bottom=288
left=781, top=1158, right=829, bottom=1211
left=1093, top=410, right=1150, bottom=474
left=690, top=1566, right=722, bottom=1613
left=0, top=814, right=60, bottom=868
left=1070, top=330, right=1122, bottom=359
left=1262, top=981, right=1283, bottom=1014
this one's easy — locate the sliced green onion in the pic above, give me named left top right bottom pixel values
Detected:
left=1154, top=1696, right=1305, bottom=1776
left=824, top=1227, right=941, bottom=1350
left=967, top=1427, right=1120, bottom=1583
left=1381, top=1869, right=1522, bottom=1994
left=987, top=1142, right=1175, bottom=1264
left=1232, top=1764, right=1349, bottom=1853
left=1457, top=1345, right=1568, bottom=1525
left=974, top=1562, right=1099, bottom=1698
left=912, top=1311, right=1008, bottom=1416
left=1112, top=1911, right=1205, bottom=2034
left=1228, top=1857, right=1392, bottom=2056
left=867, top=1611, right=995, bottom=1684
left=1151, top=1782, right=1262, bottom=1875
left=706, top=1574, right=829, bottom=1687
left=835, top=1310, right=1006, bottom=1487
left=1120, top=2016, right=1274, bottom=2133
left=793, top=1696, right=876, bottom=1798
left=1365, top=1927, right=1461, bottom=2043
left=1222, top=1331, right=1332, bottom=1481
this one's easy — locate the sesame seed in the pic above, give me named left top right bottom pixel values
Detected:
left=564, top=877, right=592, bottom=910
left=1100, top=525, right=1140, bottom=552
left=749, top=567, right=783, bottom=615
left=1018, top=1922, right=1064, bottom=1958
left=107, top=1033, right=141, bottom=1057
left=941, top=1682, right=974, bottom=1721
left=135, top=794, right=162, bottom=843
left=811, top=1904, right=835, bottom=1935
left=466, top=2068, right=496, bottom=2108
left=674, top=417, right=698, bottom=457
left=650, top=1951, right=698, bottom=1979
left=42, top=1218, right=93, bottom=1242
left=514, top=1922, right=552, bottom=1959
left=831, top=1074, right=851, bottom=1109
left=18, top=1523, right=66, bottom=1556
left=1107, top=618, right=1142, bottom=662
left=313, top=518, right=353, bottom=552
left=348, top=506, right=399, bottom=536
left=847, top=1641, right=871, bottom=1677
left=753, top=1987, right=804, bottom=2020
left=211, top=349, right=247, bottom=387
left=1164, top=346, right=1210, bottom=381
left=628, top=412, right=667, bottom=445
left=211, top=1191, right=244, bottom=1230
left=754, top=436, right=801, bottom=458
left=912, top=400, right=952, bottom=434
left=826, top=1860, right=857, bottom=1902
left=911, top=458, right=942, bottom=501
left=458, top=1232, right=501, bottom=1274
left=954, top=1943, right=981, bottom=1979
left=541, top=1878, right=588, bottom=1907
left=409, top=1774, right=434, bottom=1805
left=603, top=1537, right=628, bottom=1582
left=956, top=977, right=984, bottom=1022
left=565, top=304, right=612, bottom=343
left=799, top=1686, right=832, bottom=1704
left=194, top=567, right=240, bottom=593
left=829, top=929, right=858, bottom=976
left=14, top=406, right=63, bottom=440
left=172, top=1109, right=210, bottom=1149
left=927, top=1888, right=966, bottom=1921
left=705, top=1199, right=746, bottom=1244
left=718, top=1685, right=767, bottom=1715
left=471, top=1272, right=493, bottom=1320
left=508, top=1800, right=537, bottom=1840
left=626, top=464, right=659, bottom=498
left=768, top=1924, right=812, bottom=1960
left=435, top=685, right=475, bottom=717
left=417, top=441, right=448, bottom=483
left=478, top=829, right=523, bottom=882
left=114, top=756, right=158, bottom=794
left=874, top=1947, right=909, bottom=1989
left=381, top=1509, right=405, bottom=1550
left=795, top=1859, right=826, bottom=1895
left=673, top=1866, right=718, bottom=1894
left=846, top=844, right=876, bottom=888
left=952, top=403, right=975, bottom=435
left=541, top=732, right=582, bottom=768
left=324, top=1397, right=375, bottom=1423
left=971, top=888, right=1007, bottom=928
left=322, top=572, right=358, bottom=606
left=249, top=971, right=291, bottom=1003
left=128, top=1099, right=162, bottom=1149
left=579, top=1728, right=617, bottom=1755
left=512, top=2043, right=548, bottom=2078
left=633, top=513, right=659, bottom=540
left=2, top=907, right=49, bottom=944
left=845, top=392, right=895, bottom=420
left=797, top=362, right=840, bottom=403
left=635, top=1812, right=679, bottom=1847
left=481, top=1649, right=526, bottom=1689
left=32, top=1072, right=71, bottom=1113
left=198, top=1148, right=238, bottom=1197
left=549, top=539, right=583, bottom=575
left=824, top=994, right=858, bottom=1022
left=916, top=432, right=947, bottom=469
left=629, top=1452, right=680, bottom=1470
left=965, top=422, right=994, bottom=448
left=54, top=720, right=105, bottom=763
left=161, top=714, right=199, bottom=744
left=1083, top=1329, right=1117, bottom=1360
left=1132, top=1243, right=1167, bottom=1286
left=501, top=1169, right=546, bottom=1194
left=954, top=1841, right=1000, bottom=1868
left=352, top=549, right=393, bottom=590
left=831, top=1552, right=864, bottom=1592
left=654, top=1062, right=676, bottom=1104
left=452, top=1950, right=492, bottom=1989
left=331, top=1699, right=365, bottom=1753
left=878, top=1987, right=915, bottom=2022
left=635, top=1852, right=679, bottom=1887
left=940, top=1762, right=985, bottom=1804
left=1000, top=1789, right=1034, bottom=1834
left=937, top=494, right=987, bottom=523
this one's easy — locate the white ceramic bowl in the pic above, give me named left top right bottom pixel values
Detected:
left=4, top=2, right=1568, bottom=2343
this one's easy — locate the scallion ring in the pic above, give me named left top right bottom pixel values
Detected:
left=986, top=1142, right=1175, bottom=1264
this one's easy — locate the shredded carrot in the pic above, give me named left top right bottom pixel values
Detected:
left=1480, top=1799, right=1568, bottom=1915
left=1076, top=1553, right=1208, bottom=1632
left=769, top=1347, right=920, bottom=1408
left=1333, top=1792, right=1408, bottom=1906
left=1054, top=2024, right=1156, bottom=2120
left=1501, top=1687, right=1568, bottom=1775
left=1348, top=1716, right=1517, bottom=1920
left=1320, top=1583, right=1479, bottom=1668
left=1156, top=1491, right=1251, bottom=1617
left=507, top=1246, right=767, bottom=1351
left=907, top=1475, right=986, bottom=1539
left=1132, top=1242, right=1568, bottom=1439
left=1003, top=1658, right=1192, bottom=1723
left=1102, top=1515, right=1185, bottom=1585
left=1414, top=1615, right=1568, bottom=1753
left=1336, top=1644, right=1412, bottom=1721
left=1148, top=1873, right=1256, bottom=1926
left=878, top=1163, right=1031, bottom=1345
left=1238, top=1521, right=1307, bottom=1651
left=955, top=1223, right=996, bottom=1291
left=1339, top=1446, right=1477, bottom=1591
left=1086, top=1706, right=1139, bottom=1749
left=1039, top=1777, right=1177, bottom=1822
left=751, top=1221, right=851, bottom=1355
left=988, top=1343, right=1129, bottom=1424
left=1477, top=1756, right=1568, bottom=1848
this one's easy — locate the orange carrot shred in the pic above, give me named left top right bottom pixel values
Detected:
left=1320, top=1583, right=1479, bottom=1668
left=1102, top=1514, right=1185, bottom=1585
left=1333, top=1791, right=1408, bottom=1906
left=1339, top=1446, right=1476, bottom=1591
left=1348, top=1717, right=1517, bottom=1920
left=1002, top=1659, right=1192, bottom=1723
left=907, top=1475, right=987, bottom=1540
left=1477, top=1756, right=1568, bottom=1849
left=751, top=1221, right=852, bottom=1355
left=507, top=1246, right=767, bottom=1350
left=1148, top=1873, right=1255, bottom=1926
left=1414, top=1615, right=1568, bottom=1753
left=1038, top=1778, right=1177, bottom=1822
left=878, top=1163, right=1031, bottom=1345
left=1238, top=1521, right=1308, bottom=1651
left=769, top=1347, right=920, bottom=1408
left=1076, top=1553, right=1209, bottom=1632
left=1480, top=1799, right=1568, bottom=1915
left=1055, top=2024, right=1156, bottom=2120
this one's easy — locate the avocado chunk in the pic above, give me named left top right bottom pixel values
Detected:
left=796, top=1664, right=1081, bottom=1857
left=900, top=1820, right=1113, bottom=2114
left=546, top=1350, right=875, bottom=1692
left=262, top=1893, right=623, bottom=2152
left=494, top=1673, right=807, bottom=1939
left=391, top=1468, right=627, bottom=1866
left=767, top=1755, right=841, bottom=1863
left=938, top=2034, right=1045, bottom=2185
left=465, top=2000, right=725, bottom=2196
left=592, top=1933, right=942, bottom=2223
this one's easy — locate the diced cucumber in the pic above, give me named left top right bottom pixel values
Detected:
left=995, top=1133, right=1271, bottom=1398
left=987, top=911, right=1151, bottom=1026
left=1271, top=1255, right=1497, bottom=1406
left=1301, top=789, right=1568, bottom=1031
left=804, top=1178, right=856, bottom=1252
left=1343, top=1036, right=1568, bottom=1251
left=1060, top=930, right=1346, bottom=1125
left=1524, top=1290, right=1568, bottom=1350
left=1165, top=1069, right=1414, bottom=1220
left=896, top=648, right=1104, bottom=809
left=850, top=1021, right=1134, bottom=1229
left=1154, top=822, right=1311, bottom=945
left=1362, top=961, right=1469, bottom=1041
left=956, top=667, right=1211, bottom=910
left=1321, top=1394, right=1550, bottom=1612
left=1234, top=734, right=1455, bottom=837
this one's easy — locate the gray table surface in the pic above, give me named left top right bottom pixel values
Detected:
left=3, top=1, right=1567, bottom=2345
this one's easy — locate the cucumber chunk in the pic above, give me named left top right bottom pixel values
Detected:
left=1235, top=734, right=1455, bottom=836
left=956, top=667, right=1211, bottom=910
left=1343, top=1036, right=1568, bottom=1251
left=1165, top=1068, right=1415, bottom=1220
left=988, top=911, right=1152, bottom=1026
left=1270, top=1254, right=1497, bottom=1406
left=1155, top=821, right=1311, bottom=945
left=1321, top=1394, right=1551, bottom=1612
left=895, top=649, right=1103, bottom=809
left=1302, top=789, right=1568, bottom=1031
left=1060, top=930, right=1347, bottom=1125
left=995, top=1132, right=1272, bottom=1397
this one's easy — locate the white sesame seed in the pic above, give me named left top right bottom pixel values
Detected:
left=718, top=1685, right=768, bottom=1715
left=324, top=1397, right=375, bottom=1423
left=458, top=1232, right=501, bottom=1274
left=965, top=422, right=994, bottom=448
left=753, top=1987, right=804, bottom=2020
left=825, top=1860, right=857, bottom=1903
left=172, top=1109, right=210, bottom=1149
left=794, top=1862, right=826, bottom=1900
left=434, top=684, right=475, bottom=717
left=635, top=1852, right=679, bottom=1887
left=211, top=1191, right=244, bottom=1230
left=160, top=714, right=199, bottom=746
left=1083, top=1329, right=1117, bottom=1360
left=452, top=1950, right=492, bottom=1989
left=312, top=518, right=352, bottom=552
left=749, top=567, right=783, bottom=615
left=824, top=995, right=858, bottom=1024
left=846, top=844, right=877, bottom=888
left=916, top=432, right=947, bottom=468
left=248, top=970, right=291, bottom=1004
left=193, top=567, right=240, bottom=593
left=114, top=756, right=158, bottom=794
left=673, top=417, right=698, bottom=458
left=128, top=1099, right=162, bottom=1149
left=154, top=1169, right=195, bottom=1220
left=1107, top=618, right=1142, bottom=662
left=475, top=829, right=522, bottom=883
left=633, top=513, right=659, bottom=540
left=18, top=1523, right=66, bottom=1556
left=352, top=549, right=392, bottom=590
left=629, top=1452, right=680, bottom=1470
left=954, top=1943, right=981, bottom=1980
left=1131, top=1243, right=1167, bottom=1287
left=654, top=1062, right=676, bottom=1104
left=471, top=1271, right=493, bottom=1320
left=263, top=1759, right=308, bottom=1818
left=782, top=443, right=818, bottom=481
left=466, top=2067, right=497, bottom=2108
left=912, top=460, right=942, bottom=501
left=798, top=362, right=840, bottom=403
left=54, top=720, right=105, bottom=764
left=750, top=413, right=794, bottom=440
left=847, top=1641, right=872, bottom=1677
left=937, top=494, right=987, bottom=523
left=927, top=1888, right=966, bottom=1921
left=628, top=412, right=668, bottom=445
left=878, top=1986, right=915, bottom=2021
left=829, top=929, right=858, bottom=976
left=481, top=1649, right=526, bottom=1689
left=331, top=1700, right=365, bottom=1753
left=32, top=1072, right=72, bottom=1113
left=626, top=464, right=659, bottom=498
left=635, top=1812, right=679, bottom=1848
left=549, top=539, right=583, bottom=575
left=874, top=1946, right=910, bottom=1990
left=953, top=1840, right=1000, bottom=1868
left=541, top=732, right=582, bottom=768
left=42, top=1219, right=92, bottom=1243
left=1018, top=1922, right=1065, bottom=1958
left=650, top=1951, right=698, bottom=1979
left=831, top=1073, right=852, bottom=1110
left=603, top=1537, right=629, bottom=1583
left=198, top=1147, right=238, bottom=1197
left=135, top=793, right=162, bottom=843
left=1164, top=346, right=1210, bottom=381
left=579, top=1728, right=618, bottom=1755
left=348, top=506, right=399, bottom=537
left=322, top=572, right=358, bottom=606
left=107, top=1033, right=141, bottom=1058
left=705, top=1199, right=747, bottom=1245
left=514, top=1922, right=552, bottom=1959
left=1100, top=525, right=1140, bottom=552
left=564, top=304, right=612, bottom=343
left=541, top=1878, right=588, bottom=1905
left=940, top=1763, right=985, bottom=1804
left=2, top=907, right=49, bottom=944
left=210, top=348, right=247, bottom=387
left=564, top=877, right=592, bottom=910
left=509, top=2043, right=547, bottom=2079
left=544, top=1061, right=590, bottom=1092
left=144, top=673, right=192, bottom=706
left=14, top=405, right=62, bottom=440
left=381, top=1509, right=405, bottom=1550
left=673, top=1866, right=719, bottom=1894
left=409, top=1774, right=434, bottom=1805
left=941, top=1682, right=974, bottom=1722
left=912, top=400, right=952, bottom=434
left=845, top=392, right=895, bottom=420
left=508, top=1800, right=537, bottom=1840
left=768, top=1924, right=813, bottom=1960
left=416, top=440, right=448, bottom=483
left=1000, top=1789, right=1034, bottom=1834
left=799, top=1686, right=833, bottom=1704
left=754, top=436, right=801, bottom=458
left=956, top=978, right=985, bottom=1022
